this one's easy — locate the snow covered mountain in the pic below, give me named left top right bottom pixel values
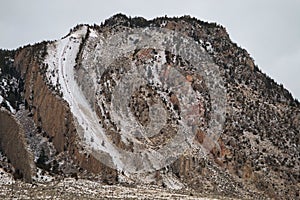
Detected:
left=0, top=14, right=299, bottom=199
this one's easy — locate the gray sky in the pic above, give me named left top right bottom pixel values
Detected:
left=0, top=0, right=299, bottom=100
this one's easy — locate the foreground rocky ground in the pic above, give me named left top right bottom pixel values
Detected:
left=0, top=178, right=232, bottom=200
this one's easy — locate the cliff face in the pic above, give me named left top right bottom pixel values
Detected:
left=13, top=45, right=118, bottom=183
left=0, top=109, right=35, bottom=182
left=0, top=14, right=299, bottom=199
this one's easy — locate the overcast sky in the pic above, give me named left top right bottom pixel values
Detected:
left=0, top=0, right=299, bottom=100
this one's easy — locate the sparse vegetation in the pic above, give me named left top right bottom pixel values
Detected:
left=0, top=14, right=299, bottom=199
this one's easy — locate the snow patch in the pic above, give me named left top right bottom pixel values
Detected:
left=32, top=168, right=54, bottom=183
left=162, top=173, right=184, bottom=190
left=205, top=41, right=214, bottom=53
left=0, top=168, right=14, bottom=185
left=0, top=95, right=16, bottom=114
left=89, top=29, right=98, bottom=38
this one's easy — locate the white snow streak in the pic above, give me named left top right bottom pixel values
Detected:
left=44, top=26, right=123, bottom=170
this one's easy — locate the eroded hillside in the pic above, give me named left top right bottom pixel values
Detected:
left=0, top=14, right=299, bottom=199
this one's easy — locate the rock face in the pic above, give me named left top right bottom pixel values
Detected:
left=0, top=14, right=299, bottom=199
left=0, top=109, right=35, bottom=182
left=14, top=42, right=119, bottom=183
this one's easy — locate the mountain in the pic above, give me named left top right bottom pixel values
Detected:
left=0, top=14, right=299, bottom=199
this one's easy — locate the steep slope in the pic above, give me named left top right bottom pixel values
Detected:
left=0, top=14, right=299, bottom=199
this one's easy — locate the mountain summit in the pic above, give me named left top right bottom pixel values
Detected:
left=0, top=14, right=299, bottom=199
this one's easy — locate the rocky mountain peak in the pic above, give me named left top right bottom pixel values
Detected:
left=0, top=14, right=299, bottom=199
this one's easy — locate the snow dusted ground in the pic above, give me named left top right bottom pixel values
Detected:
left=0, top=177, right=225, bottom=200
left=0, top=168, right=14, bottom=185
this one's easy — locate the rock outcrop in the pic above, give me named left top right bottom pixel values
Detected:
left=14, top=43, right=118, bottom=183
left=0, top=109, right=35, bottom=182
left=0, top=14, right=299, bottom=199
